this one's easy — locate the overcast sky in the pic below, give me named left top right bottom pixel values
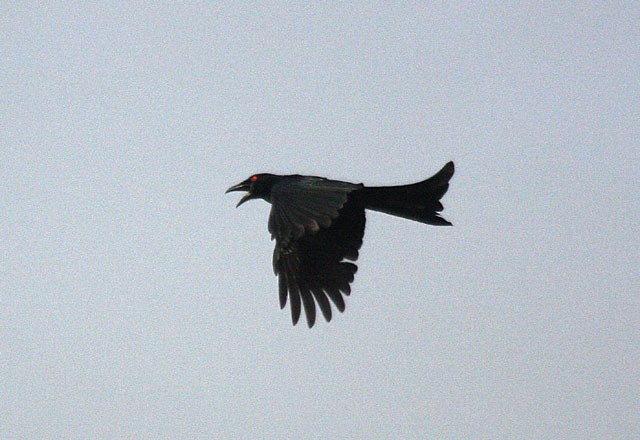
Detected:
left=3, top=3, right=639, bottom=439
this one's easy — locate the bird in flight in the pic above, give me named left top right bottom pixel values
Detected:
left=226, top=161, right=454, bottom=328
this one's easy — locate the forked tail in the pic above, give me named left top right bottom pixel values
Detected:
left=359, top=161, right=454, bottom=225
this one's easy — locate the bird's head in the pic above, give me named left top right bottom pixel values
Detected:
left=226, top=173, right=279, bottom=207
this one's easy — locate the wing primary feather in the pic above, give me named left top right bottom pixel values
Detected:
left=325, top=287, right=345, bottom=313
left=278, top=274, right=287, bottom=309
left=311, top=288, right=332, bottom=322
left=285, top=257, right=301, bottom=325
left=299, top=287, right=316, bottom=328
left=289, top=283, right=301, bottom=326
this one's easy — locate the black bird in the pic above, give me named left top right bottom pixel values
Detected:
left=226, top=161, right=454, bottom=328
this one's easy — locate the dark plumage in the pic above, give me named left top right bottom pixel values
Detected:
left=226, top=161, right=454, bottom=327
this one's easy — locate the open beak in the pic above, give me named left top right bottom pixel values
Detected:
left=225, top=181, right=253, bottom=207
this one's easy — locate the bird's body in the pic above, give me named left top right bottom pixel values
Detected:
left=226, top=161, right=454, bottom=327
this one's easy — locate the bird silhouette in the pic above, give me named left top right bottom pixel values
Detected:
left=226, top=161, right=454, bottom=327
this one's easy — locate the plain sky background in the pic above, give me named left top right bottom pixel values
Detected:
left=3, top=3, right=639, bottom=439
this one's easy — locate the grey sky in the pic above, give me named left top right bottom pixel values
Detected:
left=3, top=3, right=639, bottom=439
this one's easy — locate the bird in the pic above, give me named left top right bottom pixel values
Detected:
left=226, top=161, right=454, bottom=328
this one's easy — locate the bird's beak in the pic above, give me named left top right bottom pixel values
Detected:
left=225, top=181, right=253, bottom=207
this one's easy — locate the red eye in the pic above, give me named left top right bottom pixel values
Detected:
left=251, top=175, right=258, bottom=182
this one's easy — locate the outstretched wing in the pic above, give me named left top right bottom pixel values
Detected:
left=268, top=177, right=365, bottom=327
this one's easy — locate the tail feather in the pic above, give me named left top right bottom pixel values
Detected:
left=359, top=161, right=454, bottom=226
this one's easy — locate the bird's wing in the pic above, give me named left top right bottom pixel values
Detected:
left=268, top=177, right=365, bottom=327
